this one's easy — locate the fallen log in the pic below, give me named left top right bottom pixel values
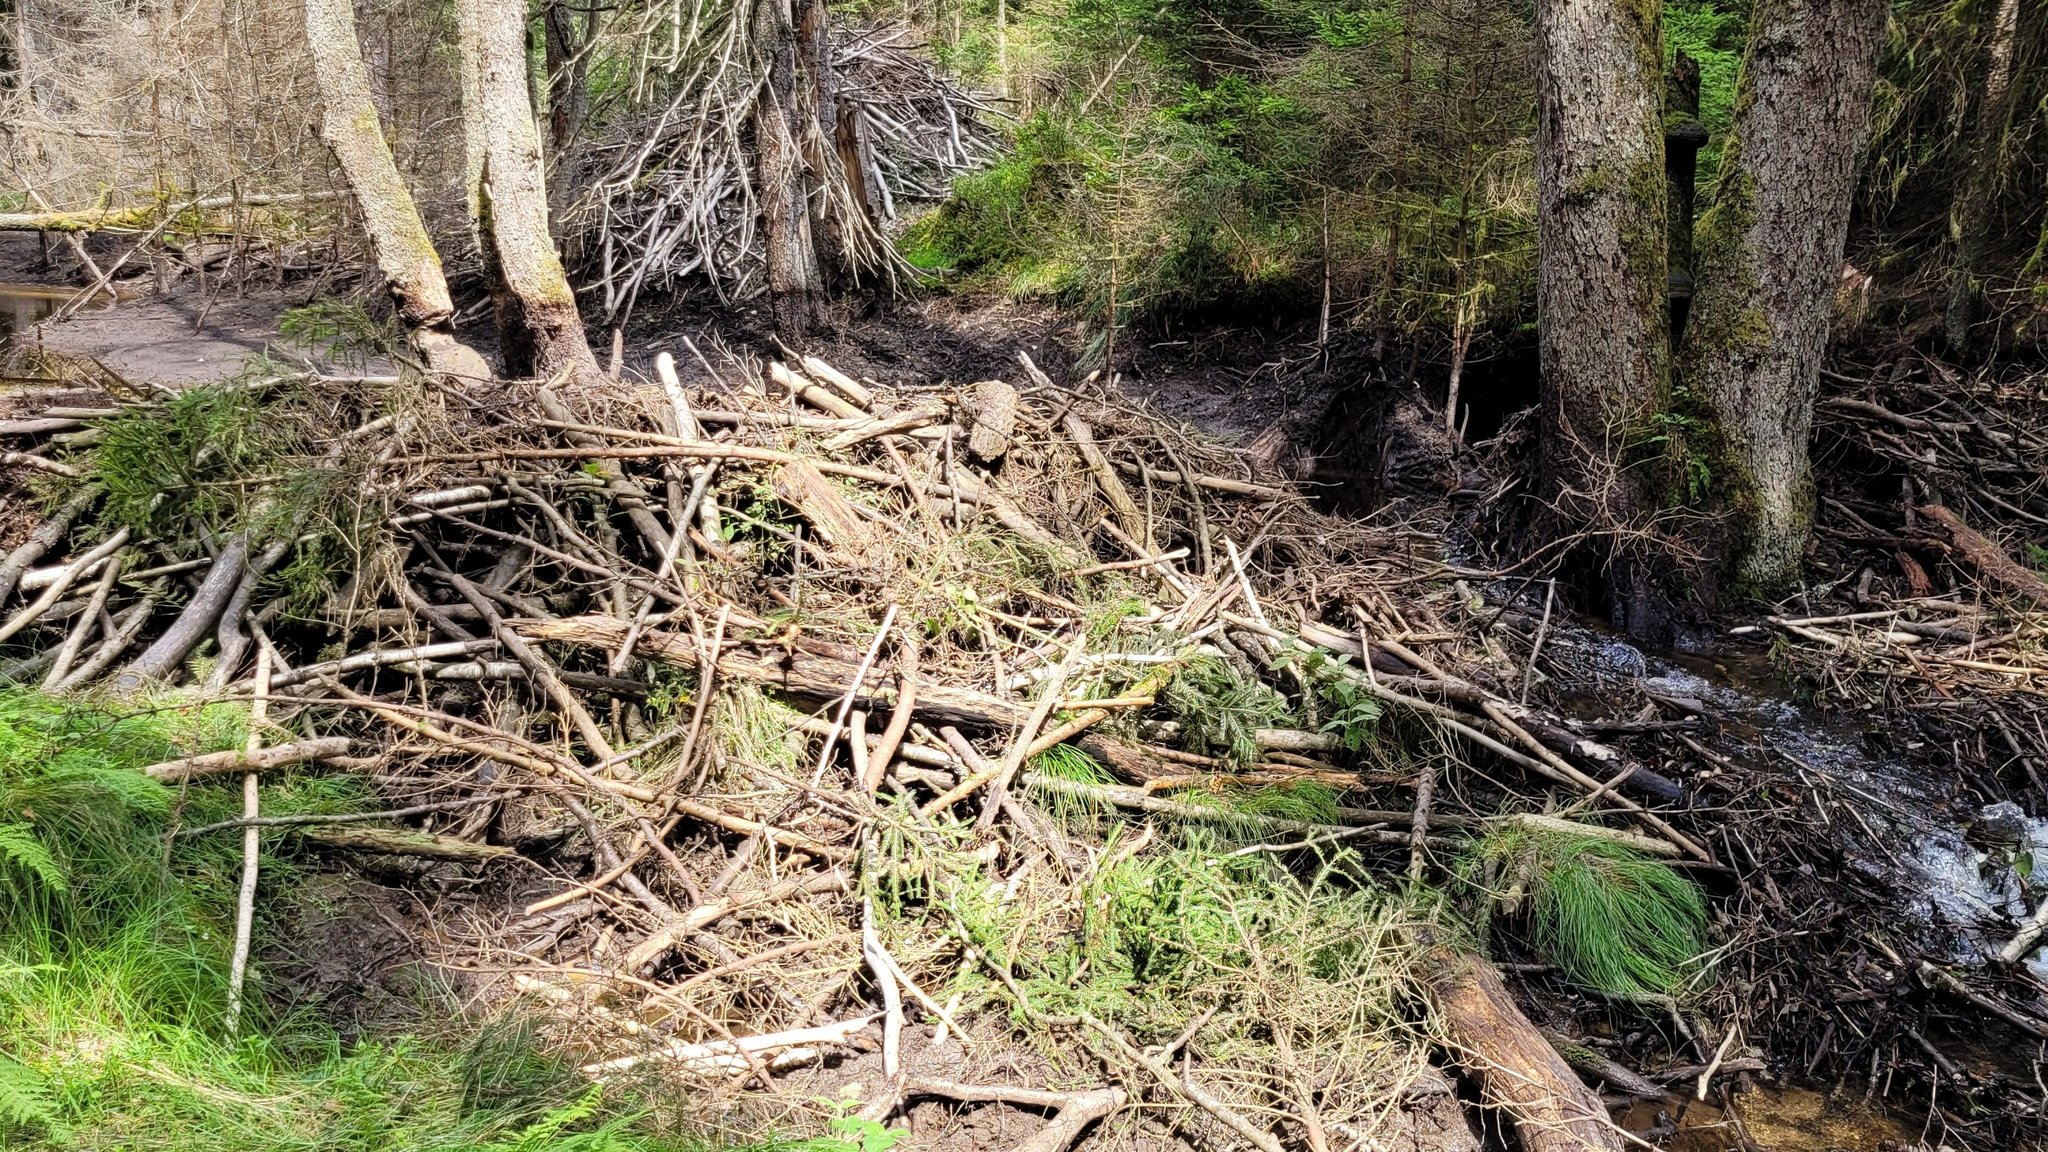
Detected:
left=1918, top=504, right=2048, bottom=607
left=1428, top=949, right=1624, bottom=1151
left=143, top=736, right=355, bottom=783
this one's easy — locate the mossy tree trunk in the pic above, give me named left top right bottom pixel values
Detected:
left=456, top=0, right=604, bottom=384
left=1676, top=0, right=1887, bottom=590
left=1534, top=0, right=1677, bottom=638
left=303, top=0, right=488, bottom=377
left=1943, top=0, right=2022, bottom=357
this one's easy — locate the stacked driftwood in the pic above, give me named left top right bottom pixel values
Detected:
left=0, top=342, right=1770, bottom=1149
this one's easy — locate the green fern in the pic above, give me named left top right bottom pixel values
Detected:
left=0, top=1051, right=54, bottom=1129
left=0, top=825, right=66, bottom=897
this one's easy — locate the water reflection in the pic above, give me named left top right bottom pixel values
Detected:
left=0, top=282, right=64, bottom=349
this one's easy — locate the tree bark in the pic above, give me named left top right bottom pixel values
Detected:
left=1534, top=0, right=1675, bottom=638
left=1677, top=0, right=1887, bottom=589
left=1429, top=949, right=1623, bottom=1152
left=303, top=0, right=488, bottom=377
left=1943, top=0, right=2022, bottom=357
left=751, top=0, right=827, bottom=335
left=456, top=0, right=604, bottom=384
left=542, top=0, right=592, bottom=217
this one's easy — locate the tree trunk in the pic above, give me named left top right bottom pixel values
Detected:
left=303, top=0, right=488, bottom=377
left=456, top=0, right=604, bottom=384
left=1534, top=0, right=1674, bottom=638
left=1943, top=0, right=2022, bottom=357
left=542, top=0, right=591, bottom=215
left=1677, top=0, right=1887, bottom=589
left=751, top=0, right=826, bottom=335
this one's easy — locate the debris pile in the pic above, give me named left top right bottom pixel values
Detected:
left=5, top=344, right=2047, bottom=1147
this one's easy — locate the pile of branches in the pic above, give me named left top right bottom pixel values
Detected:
left=574, top=22, right=1000, bottom=323
left=1765, top=354, right=2048, bottom=781
left=6, top=344, right=2043, bottom=1146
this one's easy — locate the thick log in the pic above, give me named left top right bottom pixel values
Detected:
left=1917, top=505, right=2048, bottom=608
left=1429, top=949, right=1624, bottom=1151
left=519, top=615, right=1032, bottom=729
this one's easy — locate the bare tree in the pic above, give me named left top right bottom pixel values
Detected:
left=751, top=0, right=828, bottom=334
left=304, top=0, right=489, bottom=376
left=1533, top=0, right=1675, bottom=634
left=457, top=0, right=605, bottom=383
left=1677, top=0, right=1888, bottom=588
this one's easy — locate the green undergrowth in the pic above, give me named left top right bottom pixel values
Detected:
left=1462, top=824, right=1709, bottom=1001
left=867, top=806, right=1442, bottom=1128
left=0, top=688, right=852, bottom=1150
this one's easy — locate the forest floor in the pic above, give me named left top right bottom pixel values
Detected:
left=4, top=260, right=2048, bottom=1152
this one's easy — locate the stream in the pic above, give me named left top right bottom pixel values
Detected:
left=0, top=282, right=62, bottom=351
left=1556, top=623, right=2045, bottom=977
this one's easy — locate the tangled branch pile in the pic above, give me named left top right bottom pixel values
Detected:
left=577, top=24, right=1000, bottom=322
left=1, top=344, right=1973, bottom=1147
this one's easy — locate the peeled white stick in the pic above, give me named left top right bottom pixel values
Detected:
left=2000, top=900, right=2048, bottom=964
left=225, top=641, right=271, bottom=1038
left=43, top=547, right=125, bottom=687
left=0, top=528, right=129, bottom=644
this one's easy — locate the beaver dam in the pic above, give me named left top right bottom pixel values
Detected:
left=3, top=0, right=2048, bottom=1139
left=3, top=319, right=2047, bottom=1150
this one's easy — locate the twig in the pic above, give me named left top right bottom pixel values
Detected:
left=1521, top=578, right=1554, bottom=705
left=224, top=643, right=271, bottom=1038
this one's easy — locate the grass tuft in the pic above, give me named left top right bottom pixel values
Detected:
left=1464, top=825, right=1708, bottom=1000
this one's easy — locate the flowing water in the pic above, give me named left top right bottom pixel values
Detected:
left=1554, top=623, right=2045, bottom=977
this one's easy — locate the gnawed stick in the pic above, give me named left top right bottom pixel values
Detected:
left=43, top=546, right=125, bottom=687
left=143, top=736, right=355, bottom=783
left=224, top=643, right=271, bottom=1038
left=862, top=637, right=920, bottom=796
left=624, top=870, right=851, bottom=969
left=298, top=825, right=518, bottom=863
left=0, top=487, right=94, bottom=605
left=117, top=534, right=250, bottom=689
left=1025, top=774, right=1456, bottom=847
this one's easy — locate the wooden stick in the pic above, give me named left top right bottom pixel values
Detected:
left=143, top=736, right=355, bottom=783
left=812, top=604, right=899, bottom=785
left=43, top=547, right=124, bottom=687
left=923, top=635, right=1081, bottom=819
left=224, top=643, right=270, bottom=1038
left=863, top=637, right=920, bottom=796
